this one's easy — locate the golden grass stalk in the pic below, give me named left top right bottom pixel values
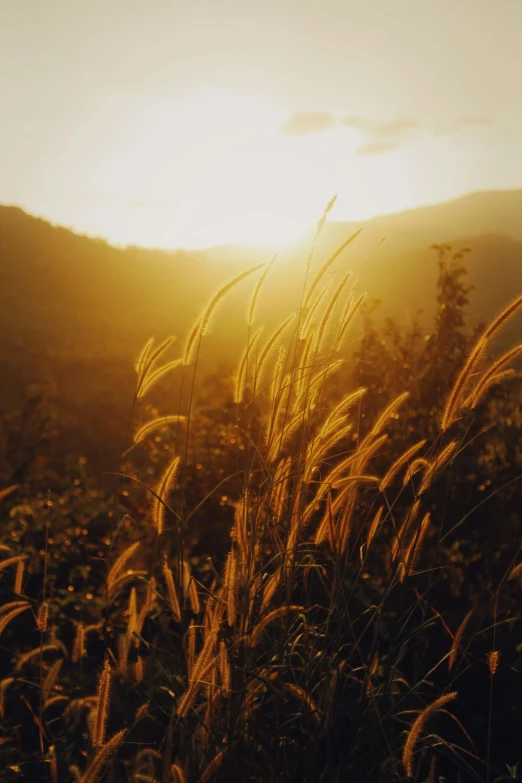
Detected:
left=402, top=691, right=458, bottom=778
left=137, top=336, right=175, bottom=394
left=294, top=331, right=315, bottom=400
left=135, top=337, right=154, bottom=386
left=281, top=682, right=321, bottom=723
left=200, top=751, right=224, bottom=783
left=405, top=512, right=431, bottom=573
left=37, top=601, right=49, bottom=633
left=250, top=605, right=304, bottom=647
left=81, top=729, right=126, bottom=783
left=418, top=440, right=458, bottom=495
left=176, top=629, right=218, bottom=717
left=391, top=501, right=421, bottom=560
left=234, top=327, right=263, bottom=403
left=0, top=677, right=14, bottom=719
left=467, top=343, right=522, bottom=407
left=183, top=263, right=265, bottom=365
left=0, top=554, right=28, bottom=572
left=366, top=506, right=384, bottom=550
left=334, top=292, right=366, bottom=351
left=219, top=641, right=231, bottom=697
left=380, top=440, right=427, bottom=491
left=133, top=415, right=186, bottom=444
left=107, top=541, right=141, bottom=597
left=170, top=763, right=186, bottom=783
left=182, top=559, right=201, bottom=615
left=304, top=228, right=362, bottom=311
left=0, top=483, right=20, bottom=502
left=163, top=557, right=181, bottom=623
left=248, top=252, right=278, bottom=325
left=358, top=392, right=409, bottom=456
left=14, top=643, right=61, bottom=671
left=441, top=293, right=522, bottom=430
left=448, top=610, right=473, bottom=672
left=0, top=603, right=31, bottom=638
left=254, top=313, right=295, bottom=389
left=118, top=634, right=129, bottom=675
left=42, top=659, right=63, bottom=704
left=300, top=284, right=329, bottom=339
left=93, top=660, right=111, bottom=747
left=315, top=271, right=351, bottom=352
left=186, top=621, right=197, bottom=679
left=508, top=561, right=522, bottom=581
left=267, top=409, right=304, bottom=463
left=234, top=492, right=249, bottom=567
left=316, top=387, right=367, bottom=444
left=14, top=559, right=24, bottom=595
left=403, top=457, right=430, bottom=487
left=151, top=455, right=180, bottom=536
left=138, top=359, right=183, bottom=399
left=1, top=599, right=29, bottom=616
left=260, top=569, right=281, bottom=612
left=305, top=194, right=337, bottom=277
left=108, top=570, right=147, bottom=599
left=488, top=650, right=500, bottom=675
left=223, top=547, right=237, bottom=627
left=271, top=456, right=292, bottom=518
left=134, top=655, right=144, bottom=682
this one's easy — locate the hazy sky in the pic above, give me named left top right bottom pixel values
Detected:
left=1, top=0, right=522, bottom=248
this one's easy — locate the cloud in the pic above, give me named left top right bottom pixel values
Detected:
left=355, top=142, right=399, bottom=156
left=341, top=116, right=420, bottom=139
left=433, top=116, right=492, bottom=135
left=280, top=111, right=336, bottom=135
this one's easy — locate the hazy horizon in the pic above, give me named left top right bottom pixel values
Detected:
left=2, top=1, right=522, bottom=249
left=3, top=185, right=522, bottom=254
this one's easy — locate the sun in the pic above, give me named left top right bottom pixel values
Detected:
left=83, top=87, right=348, bottom=249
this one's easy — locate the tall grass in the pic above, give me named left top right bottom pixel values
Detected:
left=0, top=211, right=521, bottom=782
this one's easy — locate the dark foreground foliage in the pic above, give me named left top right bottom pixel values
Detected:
left=1, top=239, right=521, bottom=783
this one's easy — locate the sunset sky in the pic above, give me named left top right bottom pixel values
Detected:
left=1, top=0, right=522, bottom=249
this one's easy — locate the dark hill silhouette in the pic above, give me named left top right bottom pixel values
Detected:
left=1, top=191, right=521, bottom=471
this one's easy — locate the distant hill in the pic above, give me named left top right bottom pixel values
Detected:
left=1, top=190, right=521, bottom=470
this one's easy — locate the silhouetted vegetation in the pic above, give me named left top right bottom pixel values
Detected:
left=1, top=213, right=522, bottom=783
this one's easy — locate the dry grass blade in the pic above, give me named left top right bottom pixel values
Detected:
left=107, top=541, right=141, bottom=597
left=81, top=729, right=126, bottom=783
left=250, top=605, right=304, bottom=647
left=248, top=252, right=278, bottom=325
left=93, top=660, right=111, bottom=747
left=442, top=293, right=522, bottom=430
left=0, top=603, right=31, bottom=637
left=151, top=455, right=180, bottom=535
left=467, top=342, right=522, bottom=407
left=0, top=554, right=28, bottom=572
left=0, top=484, right=20, bottom=502
left=0, top=677, right=14, bottom=719
left=380, top=440, right=427, bottom=491
left=163, top=557, right=181, bottom=623
left=200, top=750, right=224, bottom=783
left=137, top=359, right=183, bottom=399
left=402, top=691, right=457, bottom=778
left=300, top=284, right=329, bottom=339
left=448, top=610, right=473, bottom=671
left=304, top=228, right=362, bottom=310
left=134, top=415, right=186, bottom=444
left=234, top=327, right=263, bottom=403
left=183, top=262, right=266, bottom=365
left=315, top=271, right=351, bottom=351
left=170, top=763, right=186, bottom=783
left=305, top=194, right=337, bottom=277
left=255, top=313, right=296, bottom=388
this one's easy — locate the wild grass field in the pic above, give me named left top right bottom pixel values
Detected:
left=1, top=207, right=522, bottom=783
